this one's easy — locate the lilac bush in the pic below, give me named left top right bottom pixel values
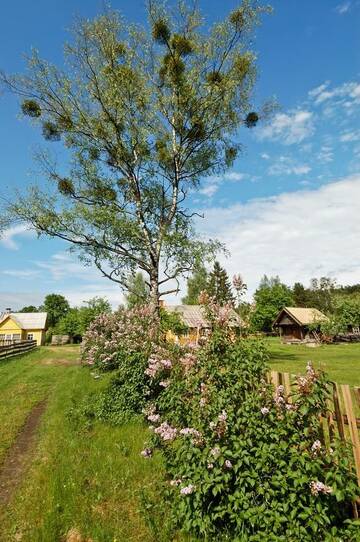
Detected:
left=140, top=302, right=360, bottom=541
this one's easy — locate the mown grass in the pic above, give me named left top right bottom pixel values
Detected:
left=267, top=337, right=360, bottom=386
left=0, top=346, right=164, bottom=542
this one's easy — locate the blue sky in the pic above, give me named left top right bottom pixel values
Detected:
left=0, top=0, right=359, bottom=309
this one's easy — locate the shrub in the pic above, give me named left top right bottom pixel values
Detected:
left=141, top=305, right=360, bottom=541
left=81, top=305, right=159, bottom=371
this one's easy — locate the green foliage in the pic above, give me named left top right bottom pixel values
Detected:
left=125, top=272, right=150, bottom=309
left=21, top=99, right=41, bottom=117
left=251, top=276, right=294, bottom=332
left=207, top=261, right=235, bottom=306
left=95, top=352, right=149, bottom=425
left=144, top=325, right=359, bottom=541
left=159, top=308, right=188, bottom=336
left=41, top=293, right=70, bottom=327
left=19, top=305, right=38, bottom=313
left=0, top=2, right=268, bottom=305
left=182, top=265, right=209, bottom=305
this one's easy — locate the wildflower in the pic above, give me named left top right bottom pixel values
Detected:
left=261, top=407, right=270, bottom=415
left=159, top=379, right=170, bottom=388
left=207, top=462, right=214, bottom=469
left=199, top=397, right=207, bottom=407
left=310, top=480, right=333, bottom=496
left=218, top=410, right=227, bottom=422
left=224, top=459, right=232, bottom=469
left=140, top=448, right=153, bottom=458
left=170, top=479, right=182, bottom=486
left=180, top=484, right=195, bottom=495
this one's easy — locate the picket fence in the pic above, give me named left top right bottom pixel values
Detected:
left=0, top=339, right=37, bottom=361
left=269, top=370, right=360, bottom=516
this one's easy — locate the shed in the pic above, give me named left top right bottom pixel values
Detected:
left=273, top=307, right=328, bottom=342
left=0, top=312, right=48, bottom=346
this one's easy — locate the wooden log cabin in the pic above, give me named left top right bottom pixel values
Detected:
left=273, top=307, right=328, bottom=343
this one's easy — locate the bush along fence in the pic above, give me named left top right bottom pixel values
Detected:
left=0, top=340, right=37, bottom=361
left=269, top=370, right=360, bottom=517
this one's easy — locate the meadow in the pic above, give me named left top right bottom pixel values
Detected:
left=267, top=337, right=360, bottom=386
left=0, top=346, right=164, bottom=542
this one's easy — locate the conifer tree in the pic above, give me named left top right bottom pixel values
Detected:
left=207, top=261, right=235, bottom=306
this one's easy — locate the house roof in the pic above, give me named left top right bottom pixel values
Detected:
left=0, top=312, right=48, bottom=330
left=273, top=307, right=328, bottom=327
left=165, top=304, right=243, bottom=328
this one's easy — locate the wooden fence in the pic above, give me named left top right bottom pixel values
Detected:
left=270, top=370, right=360, bottom=515
left=0, top=340, right=37, bottom=361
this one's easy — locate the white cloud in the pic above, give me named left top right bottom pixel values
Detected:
left=335, top=1, right=351, bottom=14
left=309, top=81, right=360, bottom=107
left=317, top=146, right=333, bottom=163
left=257, top=110, right=314, bottom=145
left=2, top=269, right=41, bottom=279
left=0, top=225, right=34, bottom=250
left=261, top=153, right=270, bottom=160
left=268, top=156, right=311, bottom=176
left=198, top=174, right=360, bottom=295
left=199, top=171, right=247, bottom=198
left=340, top=130, right=360, bottom=142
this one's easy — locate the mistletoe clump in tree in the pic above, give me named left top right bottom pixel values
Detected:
left=0, top=1, right=271, bottom=307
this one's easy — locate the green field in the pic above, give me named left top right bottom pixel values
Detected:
left=267, top=337, right=360, bottom=386
left=0, top=346, right=163, bottom=542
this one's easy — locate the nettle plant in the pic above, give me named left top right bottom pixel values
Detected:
left=141, top=303, right=360, bottom=541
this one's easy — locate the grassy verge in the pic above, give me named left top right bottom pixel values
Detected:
left=267, top=337, right=360, bottom=386
left=0, top=347, right=163, bottom=542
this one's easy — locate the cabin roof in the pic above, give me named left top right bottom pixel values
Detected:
left=0, top=312, right=48, bottom=330
left=273, top=307, right=328, bottom=327
left=165, top=304, right=243, bottom=328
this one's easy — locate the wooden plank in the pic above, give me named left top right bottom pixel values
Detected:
left=333, top=383, right=346, bottom=441
left=270, top=371, right=279, bottom=390
left=355, top=387, right=360, bottom=409
left=283, top=372, right=292, bottom=402
left=341, top=385, right=360, bottom=486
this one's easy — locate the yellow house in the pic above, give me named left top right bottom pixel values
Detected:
left=0, top=312, right=48, bottom=346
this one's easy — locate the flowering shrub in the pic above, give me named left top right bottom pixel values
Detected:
left=141, top=306, right=360, bottom=541
left=81, top=305, right=159, bottom=371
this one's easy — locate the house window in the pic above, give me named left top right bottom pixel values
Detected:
left=12, top=334, right=21, bottom=342
left=27, top=333, right=34, bottom=341
left=0, top=334, right=5, bottom=342
left=5, top=334, right=12, bottom=341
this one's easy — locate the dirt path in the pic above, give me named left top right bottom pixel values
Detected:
left=0, top=399, right=47, bottom=510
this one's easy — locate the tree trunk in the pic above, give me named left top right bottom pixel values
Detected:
left=149, top=271, right=160, bottom=312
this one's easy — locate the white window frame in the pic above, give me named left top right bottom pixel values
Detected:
left=5, top=334, right=12, bottom=341
left=12, top=333, right=21, bottom=342
left=27, top=333, right=34, bottom=341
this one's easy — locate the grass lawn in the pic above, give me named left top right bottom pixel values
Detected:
left=0, top=346, right=165, bottom=542
left=267, top=337, right=360, bottom=386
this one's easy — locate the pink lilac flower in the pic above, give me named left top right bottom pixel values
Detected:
left=224, top=459, right=232, bottom=469
left=154, top=422, right=177, bottom=441
left=180, top=352, right=197, bottom=372
left=210, top=447, right=221, bottom=459
left=274, top=385, right=286, bottom=407
left=180, top=484, right=195, bottom=495
left=147, top=413, right=160, bottom=423
left=140, top=448, right=153, bottom=458
left=311, top=440, right=322, bottom=454
left=310, top=481, right=333, bottom=496
left=218, top=410, right=227, bottom=422
left=170, top=479, right=182, bottom=486
left=159, top=379, right=170, bottom=388
left=261, top=407, right=270, bottom=415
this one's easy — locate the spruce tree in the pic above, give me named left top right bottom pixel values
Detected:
left=207, top=261, right=235, bottom=306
